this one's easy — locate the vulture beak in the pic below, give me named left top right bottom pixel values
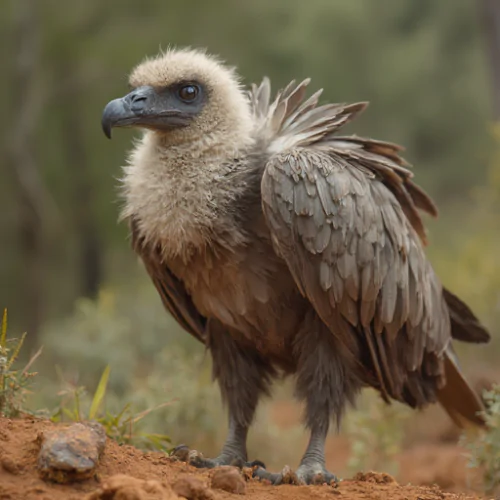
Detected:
left=101, top=85, right=192, bottom=139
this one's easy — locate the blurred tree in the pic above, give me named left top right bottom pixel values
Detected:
left=51, top=7, right=113, bottom=300
left=479, top=0, right=500, bottom=119
left=5, top=0, right=49, bottom=348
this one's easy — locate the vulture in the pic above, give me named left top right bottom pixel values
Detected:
left=102, top=48, right=490, bottom=485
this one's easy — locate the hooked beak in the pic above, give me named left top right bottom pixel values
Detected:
left=101, top=85, right=192, bottom=139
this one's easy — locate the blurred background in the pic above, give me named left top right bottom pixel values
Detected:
left=1, top=0, right=500, bottom=491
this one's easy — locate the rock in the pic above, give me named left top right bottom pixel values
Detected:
left=211, top=466, right=246, bottom=494
left=1, top=456, right=20, bottom=475
left=172, top=476, right=215, bottom=500
left=85, top=474, right=179, bottom=500
left=37, top=421, right=106, bottom=483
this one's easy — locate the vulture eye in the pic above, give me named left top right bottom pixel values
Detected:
left=177, top=84, right=200, bottom=103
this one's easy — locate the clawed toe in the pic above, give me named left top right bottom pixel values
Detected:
left=253, top=463, right=338, bottom=486
left=171, top=445, right=336, bottom=486
left=170, top=444, right=266, bottom=470
left=171, top=444, right=190, bottom=462
left=253, top=465, right=297, bottom=485
left=245, top=459, right=267, bottom=469
left=295, top=463, right=338, bottom=486
left=171, top=444, right=217, bottom=468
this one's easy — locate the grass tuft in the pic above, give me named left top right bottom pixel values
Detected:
left=345, top=388, right=411, bottom=476
left=462, top=385, right=500, bottom=496
left=50, top=365, right=174, bottom=452
left=0, top=309, right=41, bottom=417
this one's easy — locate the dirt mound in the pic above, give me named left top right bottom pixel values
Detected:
left=0, top=416, right=483, bottom=500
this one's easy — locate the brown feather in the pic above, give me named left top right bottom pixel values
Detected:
left=130, top=218, right=207, bottom=344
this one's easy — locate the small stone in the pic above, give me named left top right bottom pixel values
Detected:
left=1, top=456, right=20, bottom=475
left=37, top=421, right=106, bottom=483
left=85, top=474, right=178, bottom=500
left=211, top=466, right=245, bottom=494
left=172, top=476, right=215, bottom=500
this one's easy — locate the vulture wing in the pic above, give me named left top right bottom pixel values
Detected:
left=130, top=218, right=207, bottom=344
left=254, top=79, right=487, bottom=422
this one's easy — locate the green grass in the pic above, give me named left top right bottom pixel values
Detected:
left=462, top=385, right=500, bottom=496
left=50, top=364, right=173, bottom=452
left=0, top=309, right=41, bottom=417
left=344, top=388, right=411, bottom=476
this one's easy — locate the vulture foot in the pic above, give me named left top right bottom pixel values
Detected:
left=253, top=464, right=338, bottom=486
left=171, top=444, right=265, bottom=470
left=253, top=465, right=298, bottom=485
left=295, top=463, right=338, bottom=485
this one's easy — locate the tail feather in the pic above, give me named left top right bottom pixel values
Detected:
left=437, top=349, right=486, bottom=429
left=443, top=287, right=490, bottom=344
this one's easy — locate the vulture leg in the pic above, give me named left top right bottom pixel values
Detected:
left=295, top=314, right=358, bottom=484
left=179, top=320, right=274, bottom=469
left=184, top=418, right=265, bottom=469
left=294, top=426, right=337, bottom=485
left=254, top=313, right=360, bottom=485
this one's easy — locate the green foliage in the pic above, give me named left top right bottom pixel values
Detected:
left=50, top=365, right=173, bottom=452
left=345, top=389, right=411, bottom=476
left=462, top=385, right=500, bottom=495
left=426, top=124, right=500, bottom=363
left=0, top=309, right=41, bottom=417
left=31, top=289, right=224, bottom=452
left=39, top=287, right=192, bottom=396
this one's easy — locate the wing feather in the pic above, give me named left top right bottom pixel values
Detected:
left=261, top=147, right=450, bottom=406
left=254, top=79, right=489, bottom=414
left=130, top=219, right=207, bottom=344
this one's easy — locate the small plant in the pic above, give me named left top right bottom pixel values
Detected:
left=462, top=385, right=500, bottom=496
left=345, top=388, right=411, bottom=476
left=0, top=309, right=41, bottom=417
left=51, top=364, right=174, bottom=452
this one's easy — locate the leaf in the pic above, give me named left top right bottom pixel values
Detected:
left=1, top=309, right=7, bottom=348
left=63, top=407, right=77, bottom=421
left=113, top=403, right=132, bottom=425
left=89, top=365, right=111, bottom=420
left=21, top=346, right=43, bottom=377
left=74, top=388, right=81, bottom=421
left=130, top=400, right=177, bottom=425
left=6, top=332, right=27, bottom=371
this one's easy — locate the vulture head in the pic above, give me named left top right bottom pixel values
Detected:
left=102, top=49, right=253, bottom=146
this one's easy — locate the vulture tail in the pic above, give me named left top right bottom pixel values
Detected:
left=436, top=349, right=486, bottom=429
left=443, top=287, right=490, bottom=344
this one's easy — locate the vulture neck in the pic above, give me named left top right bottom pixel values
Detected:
left=121, top=126, right=257, bottom=263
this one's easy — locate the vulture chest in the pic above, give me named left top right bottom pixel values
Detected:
left=169, top=236, right=306, bottom=363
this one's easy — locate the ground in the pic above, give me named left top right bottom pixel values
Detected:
left=0, top=413, right=488, bottom=500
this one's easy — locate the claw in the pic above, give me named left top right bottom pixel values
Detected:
left=253, top=463, right=338, bottom=486
left=253, top=465, right=297, bottom=485
left=246, top=459, right=266, bottom=469
left=170, top=444, right=266, bottom=471
left=188, top=449, right=212, bottom=468
left=280, top=465, right=300, bottom=485
left=295, top=463, right=339, bottom=486
left=171, top=444, right=190, bottom=462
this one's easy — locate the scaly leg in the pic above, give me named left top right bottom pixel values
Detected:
left=254, top=313, right=361, bottom=485
left=174, top=320, right=275, bottom=469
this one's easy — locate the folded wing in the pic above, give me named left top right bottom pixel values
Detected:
left=254, top=78, right=486, bottom=413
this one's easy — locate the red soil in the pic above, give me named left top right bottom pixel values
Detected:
left=0, top=416, right=486, bottom=500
